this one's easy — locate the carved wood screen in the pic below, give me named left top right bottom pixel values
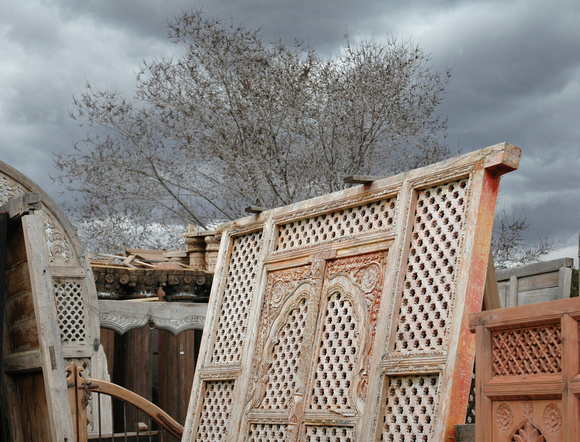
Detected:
left=0, top=161, right=111, bottom=440
left=469, top=296, right=580, bottom=441
left=182, top=143, right=521, bottom=441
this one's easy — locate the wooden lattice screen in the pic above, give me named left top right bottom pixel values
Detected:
left=182, top=142, right=521, bottom=441
left=469, top=296, right=580, bottom=441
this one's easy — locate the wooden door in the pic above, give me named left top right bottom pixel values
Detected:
left=183, top=142, right=521, bottom=441
left=0, top=160, right=112, bottom=440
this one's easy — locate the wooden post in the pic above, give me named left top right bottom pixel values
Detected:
left=67, top=362, right=89, bottom=442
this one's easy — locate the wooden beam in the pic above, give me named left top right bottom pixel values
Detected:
left=343, top=174, right=384, bottom=184
left=244, top=206, right=267, bottom=214
left=0, top=193, right=41, bottom=220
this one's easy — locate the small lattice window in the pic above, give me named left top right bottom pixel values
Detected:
left=492, top=325, right=562, bottom=376
left=211, top=231, right=263, bottom=364
left=261, top=297, right=309, bottom=409
left=310, top=292, right=358, bottom=411
left=394, top=179, right=469, bottom=353
left=381, top=374, right=439, bottom=441
left=247, top=423, right=287, bottom=441
left=304, top=425, right=354, bottom=442
left=276, top=198, right=396, bottom=252
left=54, top=280, right=87, bottom=344
left=196, top=381, right=235, bottom=441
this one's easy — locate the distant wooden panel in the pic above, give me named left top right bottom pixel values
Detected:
left=496, top=258, right=573, bottom=308
left=183, top=143, right=521, bottom=441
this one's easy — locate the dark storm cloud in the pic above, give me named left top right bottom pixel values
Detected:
left=1, top=0, right=579, bottom=262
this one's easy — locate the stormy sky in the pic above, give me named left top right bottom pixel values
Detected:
left=1, top=0, right=579, bottom=263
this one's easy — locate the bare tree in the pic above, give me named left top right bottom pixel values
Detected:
left=491, top=206, right=555, bottom=268
left=55, top=11, right=451, bottom=252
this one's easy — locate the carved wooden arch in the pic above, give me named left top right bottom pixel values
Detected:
left=309, top=273, right=372, bottom=415
left=0, top=160, right=111, bottom=439
left=250, top=282, right=315, bottom=410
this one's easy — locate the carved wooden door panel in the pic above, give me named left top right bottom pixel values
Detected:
left=243, top=251, right=389, bottom=440
left=183, top=143, right=521, bottom=441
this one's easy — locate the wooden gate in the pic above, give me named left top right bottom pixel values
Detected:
left=182, top=143, right=521, bottom=441
left=0, top=161, right=111, bottom=441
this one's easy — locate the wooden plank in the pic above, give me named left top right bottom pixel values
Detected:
left=5, top=220, right=26, bottom=270
left=517, top=272, right=559, bottom=292
left=5, top=262, right=31, bottom=299
left=561, top=314, right=579, bottom=441
left=7, top=318, right=38, bottom=352
left=469, top=297, right=580, bottom=331
left=0, top=193, right=41, bottom=221
left=15, top=372, right=51, bottom=441
left=22, top=211, right=75, bottom=441
left=495, top=257, right=574, bottom=281
left=0, top=211, right=9, bottom=439
left=5, top=292, right=35, bottom=326
left=3, top=350, right=42, bottom=372
left=483, top=251, right=500, bottom=310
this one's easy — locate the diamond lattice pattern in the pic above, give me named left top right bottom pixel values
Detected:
left=54, top=280, right=87, bottom=344
left=304, top=425, right=354, bottom=442
left=261, top=297, right=309, bottom=409
left=381, top=374, right=439, bottom=441
left=310, top=292, right=358, bottom=411
left=212, top=231, right=263, bottom=364
left=492, top=325, right=562, bottom=376
left=276, top=198, right=396, bottom=252
left=394, top=179, right=469, bottom=353
left=247, top=424, right=287, bottom=441
left=196, top=381, right=235, bottom=441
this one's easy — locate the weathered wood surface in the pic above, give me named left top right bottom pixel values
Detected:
left=183, top=142, right=520, bottom=441
left=496, top=258, right=573, bottom=308
left=99, top=300, right=207, bottom=334
left=0, top=160, right=113, bottom=439
left=469, top=296, right=580, bottom=441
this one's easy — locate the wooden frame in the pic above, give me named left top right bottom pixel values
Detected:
left=183, top=142, right=521, bottom=441
left=0, top=160, right=113, bottom=440
left=469, top=296, right=580, bottom=441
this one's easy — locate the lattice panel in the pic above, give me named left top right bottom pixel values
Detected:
left=310, top=292, right=358, bottom=411
left=211, top=231, right=263, bottom=364
left=276, top=198, right=397, bottom=252
left=394, top=179, right=469, bottom=353
left=381, top=374, right=440, bottom=441
left=465, top=369, right=476, bottom=424
left=196, top=381, right=235, bottom=441
left=247, top=423, right=287, bottom=441
left=304, top=425, right=354, bottom=441
left=261, top=297, right=309, bottom=409
left=54, top=280, right=87, bottom=344
left=492, top=325, right=562, bottom=376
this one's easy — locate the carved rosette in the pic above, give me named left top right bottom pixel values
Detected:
left=496, top=403, right=514, bottom=431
